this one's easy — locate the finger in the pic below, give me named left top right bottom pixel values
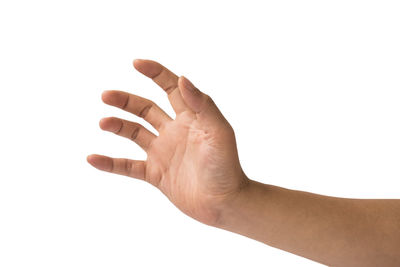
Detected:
left=178, top=76, right=226, bottom=124
left=99, top=117, right=156, bottom=151
left=133, top=59, right=188, bottom=115
left=102, top=90, right=172, bottom=131
left=87, top=154, right=146, bottom=180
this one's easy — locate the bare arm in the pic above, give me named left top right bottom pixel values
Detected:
left=219, top=179, right=400, bottom=266
left=87, top=59, right=400, bottom=266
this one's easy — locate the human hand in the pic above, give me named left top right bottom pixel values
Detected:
left=87, top=59, right=249, bottom=226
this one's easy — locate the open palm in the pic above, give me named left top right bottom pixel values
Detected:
left=87, top=59, right=248, bottom=226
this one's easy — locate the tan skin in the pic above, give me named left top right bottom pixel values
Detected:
left=88, top=59, right=400, bottom=266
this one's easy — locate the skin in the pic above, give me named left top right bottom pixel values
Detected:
left=87, top=59, right=400, bottom=266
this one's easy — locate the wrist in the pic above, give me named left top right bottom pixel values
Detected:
left=215, top=176, right=259, bottom=230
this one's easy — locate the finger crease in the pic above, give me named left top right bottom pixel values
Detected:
left=110, top=159, right=114, bottom=172
left=122, top=95, right=130, bottom=110
left=151, top=67, right=165, bottom=80
left=143, top=162, right=147, bottom=181
left=139, top=104, right=152, bottom=118
left=151, top=69, right=176, bottom=94
left=164, top=85, right=176, bottom=94
left=125, top=159, right=131, bottom=175
left=115, top=120, right=124, bottom=134
left=130, top=127, right=139, bottom=141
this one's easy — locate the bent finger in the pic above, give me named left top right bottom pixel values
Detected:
left=133, top=59, right=188, bottom=115
left=102, top=90, right=172, bottom=131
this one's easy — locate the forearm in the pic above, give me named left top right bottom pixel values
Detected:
left=218, top=179, right=400, bottom=266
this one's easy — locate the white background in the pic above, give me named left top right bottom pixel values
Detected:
left=1, top=1, right=399, bottom=266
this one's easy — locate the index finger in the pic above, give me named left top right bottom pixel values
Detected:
left=133, top=59, right=188, bottom=115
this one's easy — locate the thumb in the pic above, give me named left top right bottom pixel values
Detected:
left=178, top=75, right=233, bottom=130
left=178, top=76, right=230, bottom=127
left=178, top=76, right=219, bottom=115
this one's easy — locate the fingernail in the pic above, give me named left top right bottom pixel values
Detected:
left=182, top=76, right=196, bottom=91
